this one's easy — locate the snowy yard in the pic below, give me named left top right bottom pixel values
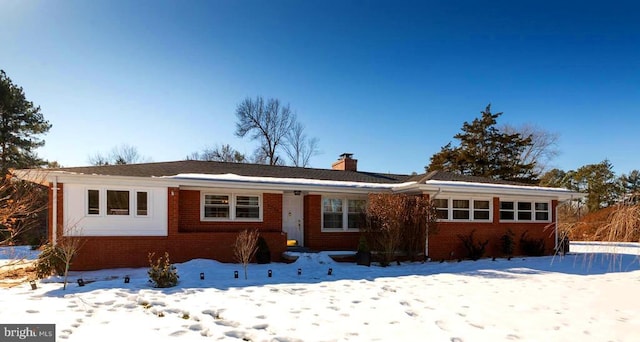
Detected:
left=1, top=243, right=639, bottom=342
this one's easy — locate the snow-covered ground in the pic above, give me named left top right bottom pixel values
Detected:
left=1, top=242, right=639, bottom=341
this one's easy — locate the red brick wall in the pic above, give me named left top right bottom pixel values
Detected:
left=427, top=197, right=558, bottom=260
left=177, top=190, right=282, bottom=232
left=65, top=188, right=286, bottom=270
left=70, top=232, right=287, bottom=270
left=304, top=194, right=361, bottom=251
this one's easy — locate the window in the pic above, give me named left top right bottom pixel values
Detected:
left=236, top=195, right=260, bottom=219
left=88, top=189, right=100, bottom=215
left=322, top=197, right=366, bottom=231
left=500, top=201, right=515, bottom=220
left=500, top=200, right=550, bottom=222
left=535, top=202, right=550, bottom=221
left=517, top=202, right=532, bottom=220
left=348, top=199, right=366, bottom=229
left=203, top=195, right=230, bottom=218
left=452, top=200, right=470, bottom=219
left=474, top=200, right=490, bottom=220
left=323, top=198, right=343, bottom=229
left=433, top=198, right=449, bottom=219
left=136, top=191, right=148, bottom=216
left=435, top=198, right=491, bottom=221
left=86, top=189, right=151, bottom=218
left=201, top=193, right=262, bottom=221
left=107, top=190, right=129, bottom=215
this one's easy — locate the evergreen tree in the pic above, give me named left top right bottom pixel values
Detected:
left=572, top=160, right=621, bottom=212
left=619, top=170, right=640, bottom=203
left=426, top=104, right=536, bottom=182
left=0, top=70, right=51, bottom=175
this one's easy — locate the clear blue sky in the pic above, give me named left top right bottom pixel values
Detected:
left=1, top=0, right=638, bottom=176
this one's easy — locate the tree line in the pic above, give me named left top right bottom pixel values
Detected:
left=1, top=68, right=636, bottom=219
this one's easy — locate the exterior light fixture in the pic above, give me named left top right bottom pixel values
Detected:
left=234, top=271, right=239, bottom=279
left=328, top=268, right=333, bottom=276
left=268, top=270, right=272, bottom=277
left=29, top=280, right=37, bottom=290
left=124, top=276, right=130, bottom=283
left=77, top=278, right=85, bottom=287
left=297, top=268, right=302, bottom=276
left=200, top=272, right=205, bottom=280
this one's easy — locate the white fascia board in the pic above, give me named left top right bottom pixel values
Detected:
left=418, top=180, right=584, bottom=200
left=166, top=173, right=408, bottom=194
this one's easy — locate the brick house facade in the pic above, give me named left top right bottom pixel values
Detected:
left=16, top=155, right=579, bottom=270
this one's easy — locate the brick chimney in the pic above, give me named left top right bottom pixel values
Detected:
left=331, top=153, right=358, bottom=171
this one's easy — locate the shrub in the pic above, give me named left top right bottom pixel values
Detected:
left=148, top=252, right=179, bottom=288
left=500, top=229, right=515, bottom=257
left=234, top=229, right=259, bottom=279
left=34, top=243, right=65, bottom=278
left=519, top=231, right=546, bottom=256
left=255, top=236, right=271, bottom=264
left=457, top=230, right=489, bottom=261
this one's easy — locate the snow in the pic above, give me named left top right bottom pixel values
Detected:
left=166, top=173, right=417, bottom=189
left=1, top=243, right=639, bottom=341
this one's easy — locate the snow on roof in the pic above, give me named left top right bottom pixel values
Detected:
left=166, top=173, right=417, bottom=189
left=424, top=179, right=577, bottom=194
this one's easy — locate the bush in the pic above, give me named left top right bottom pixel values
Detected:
left=255, top=236, right=271, bottom=264
left=148, top=252, right=179, bottom=288
left=500, top=229, right=515, bottom=257
left=519, top=231, right=546, bottom=256
left=34, top=243, right=65, bottom=279
left=457, top=230, right=489, bottom=261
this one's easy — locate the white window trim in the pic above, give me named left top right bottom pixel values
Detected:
left=85, top=188, right=152, bottom=219
left=433, top=197, right=493, bottom=222
left=499, top=199, right=552, bottom=223
left=321, top=196, right=367, bottom=232
left=200, top=192, right=263, bottom=222
left=134, top=190, right=151, bottom=218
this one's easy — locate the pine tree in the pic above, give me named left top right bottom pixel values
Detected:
left=426, top=104, right=536, bottom=182
left=0, top=70, right=51, bottom=176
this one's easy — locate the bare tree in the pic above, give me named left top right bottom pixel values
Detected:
left=235, top=96, right=295, bottom=165
left=88, top=144, right=150, bottom=165
left=0, top=172, right=47, bottom=246
left=502, top=123, right=560, bottom=175
left=233, top=229, right=259, bottom=279
left=58, top=222, right=85, bottom=290
left=188, top=144, right=246, bottom=163
left=284, top=122, right=320, bottom=167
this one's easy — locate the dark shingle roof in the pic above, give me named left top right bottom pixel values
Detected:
left=52, top=160, right=412, bottom=184
left=50, top=161, right=542, bottom=187
left=407, top=170, right=538, bottom=186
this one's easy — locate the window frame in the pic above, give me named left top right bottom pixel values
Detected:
left=85, top=188, right=151, bottom=218
left=321, top=196, right=367, bottom=232
left=433, top=197, right=493, bottom=222
left=135, top=191, right=150, bottom=217
left=200, top=192, right=263, bottom=222
left=499, top=199, right=551, bottom=222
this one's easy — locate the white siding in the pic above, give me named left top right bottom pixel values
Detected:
left=64, top=183, right=168, bottom=236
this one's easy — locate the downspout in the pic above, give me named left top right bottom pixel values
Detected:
left=426, top=188, right=442, bottom=259
left=555, top=195, right=574, bottom=253
left=52, top=176, right=58, bottom=246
